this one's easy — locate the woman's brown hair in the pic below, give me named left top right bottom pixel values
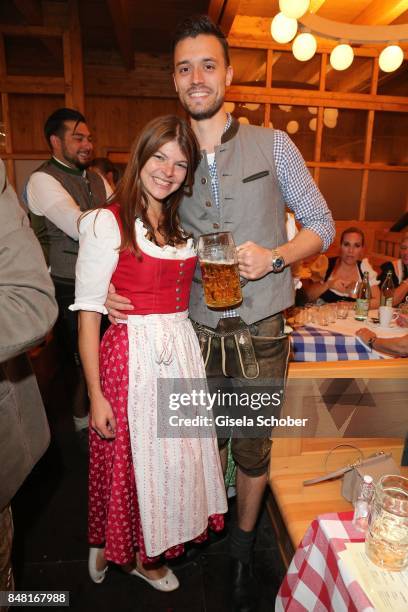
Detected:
left=106, top=114, right=200, bottom=255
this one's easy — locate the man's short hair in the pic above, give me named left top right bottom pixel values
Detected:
left=172, top=15, right=230, bottom=66
left=44, top=108, right=86, bottom=147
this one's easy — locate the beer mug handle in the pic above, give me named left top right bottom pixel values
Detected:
left=240, top=277, right=248, bottom=288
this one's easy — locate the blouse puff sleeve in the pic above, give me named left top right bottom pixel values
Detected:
left=69, top=208, right=120, bottom=314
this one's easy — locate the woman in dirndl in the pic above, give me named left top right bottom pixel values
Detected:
left=70, top=115, right=227, bottom=591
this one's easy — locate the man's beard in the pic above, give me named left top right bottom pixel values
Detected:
left=181, top=95, right=224, bottom=121
left=61, top=144, right=91, bottom=170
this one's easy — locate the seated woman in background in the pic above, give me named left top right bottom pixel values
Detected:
left=377, top=232, right=408, bottom=306
left=303, top=226, right=380, bottom=308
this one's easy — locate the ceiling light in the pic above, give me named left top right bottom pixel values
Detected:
left=279, top=0, right=310, bottom=20
left=309, top=118, right=317, bottom=131
left=330, top=44, right=354, bottom=70
left=244, top=103, right=261, bottom=111
left=224, top=102, right=235, bottom=113
left=271, top=13, right=298, bottom=44
left=238, top=116, right=250, bottom=124
left=308, top=106, right=317, bottom=115
left=379, top=45, right=404, bottom=73
left=292, top=33, right=317, bottom=61
left=287, top=120, right=299, bottom=134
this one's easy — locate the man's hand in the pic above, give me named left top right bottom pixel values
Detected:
left=105, top=282, right=132, bottom=324
left=356, top=328, right=376, bottom=346
left=237, top=242, right=273, bottom=280
left=90, top=394, right=117, bottom=439
left=396, top=312, right=408, bottom=328
left=328, top=278, right=352, bottom=294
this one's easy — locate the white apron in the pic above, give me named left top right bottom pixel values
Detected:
left=126, top=311, right=227, bottom=557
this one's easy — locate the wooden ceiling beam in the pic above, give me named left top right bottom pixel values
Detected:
left=106, top=0, right=134, bottom=70
left=0, top=75, right=65, bottom=94
left=353, top=0, right=408, bottom=25
left=209, top=0, right=240, bottom=37
left=208, top=0, right=224, bottom=23
left=11, top=0, right=62, bottom=61
left=0, top=25, right=63, bottom=37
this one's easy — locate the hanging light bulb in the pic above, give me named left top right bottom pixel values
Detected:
left=244, top=103, right=261, bottom=111
left=324, top=108, right=338, bottom=121
left=292, top=33, right=317, bottom=61
left=278, top=105, right=292, bottom=112
left=330, top=44, right=354, bottom=70
left=287, top=120, right=299, bottom=134
left=324, top=108, right=338, bottom=128
left=309, top=118, right=317, bottom=131
left=279, top=0, right=310, bottom=20
left=379, top=45, right=404, bottom=73
left=308, top=106, right=317, bottom=115
left=271, top=13, right=298, bottom=44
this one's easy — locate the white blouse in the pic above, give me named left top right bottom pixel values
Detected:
left=328, top=257, right=380, bottom=298
left=69, top=209, right=195, bottom=315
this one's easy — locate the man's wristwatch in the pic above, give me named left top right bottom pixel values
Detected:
left=271, top=249, right=286, bottom=273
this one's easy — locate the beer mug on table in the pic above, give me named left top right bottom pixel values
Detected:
left=197, top=231, right=242, bottom=308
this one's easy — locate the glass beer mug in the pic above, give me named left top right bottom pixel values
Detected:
left=365, top=474, right=408, bottom=571
left=197, top=231, right=243, bottom=308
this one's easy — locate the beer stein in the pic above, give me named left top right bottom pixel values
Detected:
left=197, top=231, right=242, bottom=308
left=365, top=474, right=408, bottom=571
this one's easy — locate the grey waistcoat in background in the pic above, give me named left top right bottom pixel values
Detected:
left=179, top=120, right=294, bottom=328
left=30, top=159, right=107, bottom=280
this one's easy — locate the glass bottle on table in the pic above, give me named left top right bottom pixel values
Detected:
left=353, top=474, right=374, bottom=534
left=380, top=271, right=395, bottom=307
left=355, top=272, right=371, bottom=321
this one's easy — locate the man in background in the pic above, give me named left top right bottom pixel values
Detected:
left=25, top=108, right=111, bottom=447
left=0, top=159, right=57, bottom=605
left=89, top=156, right=119, bottom=190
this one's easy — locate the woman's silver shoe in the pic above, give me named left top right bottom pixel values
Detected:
left=127, top=566, right=179, bottom=591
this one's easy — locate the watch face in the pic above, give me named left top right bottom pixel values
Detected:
left=273, top=256, right=285, bottom=272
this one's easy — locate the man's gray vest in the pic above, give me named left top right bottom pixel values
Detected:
left=30, top=158, right=106, bottom=280
left=179, top=119, right=294, bottom=327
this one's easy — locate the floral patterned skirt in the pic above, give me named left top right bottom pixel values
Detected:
left=88, top=318, right=227, bottom=565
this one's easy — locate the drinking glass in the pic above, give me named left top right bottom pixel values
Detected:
left=316, top=305, right=329, bottom=326
left=365, top=475, right=408, bottom=571
left=349, top=280, right=361, bottom=300
left=337, top=301, right=349, bottom=319
left=197, top=232, right=242, bottom=308
left=326, top=303, right=337, bottom=324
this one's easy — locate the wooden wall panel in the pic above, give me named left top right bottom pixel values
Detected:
left=86, top=96, right=184, bottom=154
left=9, top=94, right=64, bottom=152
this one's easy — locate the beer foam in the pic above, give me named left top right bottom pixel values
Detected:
left=199, top=259, right=236, bottom=265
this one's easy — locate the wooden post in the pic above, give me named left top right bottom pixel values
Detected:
left=0, top=34, right=15, bottom=187
left=63, top=0, right=85, bottom=113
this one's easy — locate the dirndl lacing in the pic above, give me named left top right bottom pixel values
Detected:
left=126, top=311, right=188, bottom=365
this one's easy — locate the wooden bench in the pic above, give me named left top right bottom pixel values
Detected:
left=267, top=359, right=408, bottom=568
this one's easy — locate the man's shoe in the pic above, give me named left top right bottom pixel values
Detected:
left=231, top=559, right=259, bottom=612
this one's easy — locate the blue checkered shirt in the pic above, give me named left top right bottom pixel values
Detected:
left=207, top=114, right=334, bottom=317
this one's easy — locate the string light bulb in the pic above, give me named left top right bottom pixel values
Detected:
left=279, top=0, right=310, bottom=20
left=330, top=44, right=354, bottom=70
left=292, top=33, right=317, bottom=61
left=271, top=12, right=298, bottom=44
left=379, top=45, right=404, bottom=73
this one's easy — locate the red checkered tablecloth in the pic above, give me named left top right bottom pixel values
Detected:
left=276, top=512, right=375, bottom=612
